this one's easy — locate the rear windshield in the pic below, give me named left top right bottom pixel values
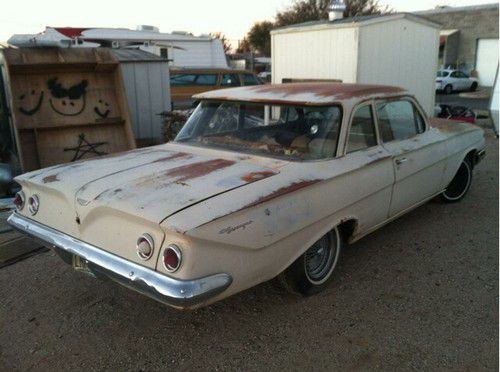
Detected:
left=175, top=101, right=342, bottom=160
left=437, top=71, right=449, bottom=77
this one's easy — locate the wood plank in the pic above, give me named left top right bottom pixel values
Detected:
left=19, top=118, right=125, bottom=131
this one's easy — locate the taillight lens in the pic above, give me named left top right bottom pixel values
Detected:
left=136, top=234, right=154, bottom=260
left=436, top=80, right=442, bottom=83
left=14, top=191, right=25, bottom=210
left=28, top=195, right=39, bottom=215
left=163, top=245, right=182, bottom=273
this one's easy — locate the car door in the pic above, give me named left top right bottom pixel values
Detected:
left=376, top=98, right=448, bottom=217
left=457, top=71, right=472, bottom=89
left=341, top=102, right=394, bottom=230
left=451, top=71, right=468, bottom=90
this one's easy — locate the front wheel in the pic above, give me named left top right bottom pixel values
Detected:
left=279, top=227, right=342, bottom=296
left=441, top=158, right=473, bottom=203
left=470, top=82, right=478, bottom=92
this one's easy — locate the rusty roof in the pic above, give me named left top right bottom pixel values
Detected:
left=193, top=83, right=408, bottom=105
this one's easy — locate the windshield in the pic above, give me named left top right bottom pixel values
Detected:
left=437, top=71, right=449, bottom=77
left=175, top=101, right=342, bottom=160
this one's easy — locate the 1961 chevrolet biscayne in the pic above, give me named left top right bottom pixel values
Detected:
left=8, top=83, right=486, bottom=310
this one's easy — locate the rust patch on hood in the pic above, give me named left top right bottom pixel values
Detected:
left=42, top=174, right=59, bottom=183
left=163, top=158, right=236, bottom=183
left=241, top=170, right=277, bottom=183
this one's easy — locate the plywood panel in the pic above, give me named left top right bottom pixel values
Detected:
left=10, top=72, right=121, bottom=129
left=36, top=124, right=128, bottom=166
left=2, top=48, right=136, bottom=171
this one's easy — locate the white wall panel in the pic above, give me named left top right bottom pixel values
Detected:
left=357, top=18, right=439, bottom=116
left=272, top=27, right=359, bottom=84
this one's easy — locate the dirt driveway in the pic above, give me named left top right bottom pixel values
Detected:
left=0, top=130, right=498, bottom=371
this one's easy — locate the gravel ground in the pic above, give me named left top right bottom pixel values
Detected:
left=0, top=130, right=498, bottom=372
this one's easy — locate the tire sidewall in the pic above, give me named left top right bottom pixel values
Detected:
left=441, top=158, right=473, bottom=202
left=445, top=84, right=453, bottom=94
left=282, top=227, right=343, bottom=296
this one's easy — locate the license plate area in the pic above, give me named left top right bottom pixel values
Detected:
left=72, top=254, right=96, bottom=277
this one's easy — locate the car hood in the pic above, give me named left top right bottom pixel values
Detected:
left=17, top=143, right=282, bottom=224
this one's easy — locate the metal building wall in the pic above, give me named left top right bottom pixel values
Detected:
left=271, top=26, right=359, bottom=85
left=120, top=60, right=170, bottom=144
left=357, top=18, right=440, bottom=116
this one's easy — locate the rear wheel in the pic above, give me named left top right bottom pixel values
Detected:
left=444, top=84, right=453, bottom=95
left=441, top=158, right=473, bottom=203
left=279, top=227, right=342, bottom=295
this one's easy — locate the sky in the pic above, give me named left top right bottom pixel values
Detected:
left=0, top=0, right=495, bottom=44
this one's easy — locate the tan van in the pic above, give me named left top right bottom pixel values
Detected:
left=170, top=68, right=261, bottom=109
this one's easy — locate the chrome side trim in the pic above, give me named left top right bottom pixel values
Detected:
left=7, top=213, right=232, bottom=309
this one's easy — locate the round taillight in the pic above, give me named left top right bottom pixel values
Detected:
left=28, top=195, right=39, bottom=215
left=136, top=234, right=154, bottom=260
left=163, top=245, right=182, bottom=273
left=14, top=191, right=25, bottom=211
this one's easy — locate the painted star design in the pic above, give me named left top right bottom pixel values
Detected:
left=64, top=133, right=108, bottom=161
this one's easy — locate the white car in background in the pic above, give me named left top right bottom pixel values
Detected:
left=436, top=69, right=479, bottom=94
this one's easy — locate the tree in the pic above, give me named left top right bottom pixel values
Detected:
left=243, top=0, right=389, bottom=57
left=236, top=37, right=252, bottom=54
left=246, top=21, right=275, bottom=56
left=210, top=32, right=232, bottom=53
left=275, top=0, right=390, bottom=27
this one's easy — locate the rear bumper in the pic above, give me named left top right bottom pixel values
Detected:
left=7, top=213, right=232, bottom=309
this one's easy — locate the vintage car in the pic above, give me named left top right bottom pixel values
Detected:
left=8, top=83, right=486, bottom=310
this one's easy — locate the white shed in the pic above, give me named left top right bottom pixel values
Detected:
left=112, top=49, right=171, bottom=146
left=271, top=13, right=441, bottom=116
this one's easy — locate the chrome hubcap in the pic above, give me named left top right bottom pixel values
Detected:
left=304, top=232, right=338, bottom=284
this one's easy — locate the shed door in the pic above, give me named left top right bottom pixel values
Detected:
left=476, top=39, right=499, bottom=87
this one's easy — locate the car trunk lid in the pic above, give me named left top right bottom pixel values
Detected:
left=19, top=144, right=281, bottom=224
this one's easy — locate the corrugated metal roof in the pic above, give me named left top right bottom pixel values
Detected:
left=112, top=49, right=168, bottom=63
left=272, top=13, right=440, bottom=33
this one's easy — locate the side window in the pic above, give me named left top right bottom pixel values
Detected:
left=195, top=74, right=218, bottom=86
left=170, top=74, right=197, bottom=87
left=242, top=74, right=260, bottom=86
left=450, top=71, right=460, bottom=78
left=347, top=105, right=377, bottom=153
left=221, top=74, right=240, bottom=87
left=457, top=71, right=468, bottom=78
left=376, top=100, right=424, bottom=142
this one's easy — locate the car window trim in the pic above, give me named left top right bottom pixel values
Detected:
left=342, top=101, right=380, bottom=155
left=373, top=96, right=428, bottom=144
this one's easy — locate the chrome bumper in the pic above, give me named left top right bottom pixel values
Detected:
left=7, top=213, right=232, bottom=309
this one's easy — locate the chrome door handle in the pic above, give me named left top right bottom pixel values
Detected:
left=395, top=157, right=408, bottom=165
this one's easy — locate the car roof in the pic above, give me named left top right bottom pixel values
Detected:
left=193, top=83, right=408, bottom=106
left=170, top=68, right=254, bottom=74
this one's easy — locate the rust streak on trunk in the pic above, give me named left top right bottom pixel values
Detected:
left=244, top=179, right=321, bottom=209
left=152, top=152, right=191, bottom=163
left=42, top=174, right=59, bottom=183
left=241, top=171, right=277, bottom=183
left=165, top=159, right=236, bottom=182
